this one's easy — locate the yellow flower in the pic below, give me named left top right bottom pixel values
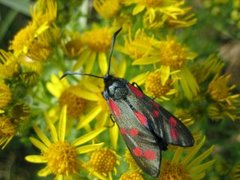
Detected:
left=123, top=0, right=196, bottom=29
left=143, top=2, right=196, bottom=29
left=93, top=0, right=121, bottom=19
left=145, top=69, right=177, bottom=100
left=207, top=102, right=240, bottom=121
left=208, top=74, right=239, bottom=103
left=88, top=148, right=119, bottom=179
left=160, top=136, right=215, bottom=180
left=62, top=32, right=83, bottom=58
left=120, top=29, right=158, bottom=60
left=0, top=116, right=16, bottom=149
left=25, top=105, right=106, bottom=179
left=46, top=73, right=87, bottom=118
left=9, top=0, right=57, bottom=70
left=0, top=50, right=19, bottom=79
left=73, top=26, right=114, bottom=74
left=31, top=0, right=57, bottom=26
left=0, top=82, right=12, bottom=109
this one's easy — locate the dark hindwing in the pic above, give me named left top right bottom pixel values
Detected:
left=127, top=83, right=194, bottom=147
left=107, top=97, right=161, bottom=177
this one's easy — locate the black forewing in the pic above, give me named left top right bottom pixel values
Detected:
left=127, top=84, right=194, bottom=147
left=107, top=96, right=161, bottom=177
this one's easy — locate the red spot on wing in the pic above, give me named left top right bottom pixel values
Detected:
left=151, top=100, right=160, bottom=110
left=128, top=84, right=144, bottom=97
left=169, top=117, right=177, bottom=127
left=133, top=147, right=143, bottom=157
left=152, top=110, right=159, bottom=118
left=128, top=128, right=139, bottom=136
left=170, top=128, right=178, bottom=140
left=120, top=128, right=127, bottom=135
left=144, top=149, right=157, bottom=160
left=109, top=99, right=121, bottom=117
left=134, top=111, right=147, bottom=126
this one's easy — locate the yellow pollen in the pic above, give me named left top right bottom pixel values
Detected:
left=0, top=83, right=12, bottom=108
left=0, top=116, right=16, bottom=137
left=81, top=28, right=112, bottom=52
left=120, top=171, right=144, bottom=180
left=59, top=87, right=86, bottom=118
left=44, top=141, right=78, bottom=175
left=160, top=161, right=191, bottom=180
left=89, top=148, right=117, bottom=174
left=145, top=71, right=172, bottom=97
left=208, top=75, right=232, bottom=101
left=159, top=39, right=188, bottom=69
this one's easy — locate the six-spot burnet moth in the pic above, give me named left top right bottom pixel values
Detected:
left=61, top=28, right=194, bottom=177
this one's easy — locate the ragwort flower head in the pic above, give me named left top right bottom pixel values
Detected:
left=208, top=74, right=239, bottom=103
left=25, top=105, right=106, bottom=179
left=145, top=70, right=176, bottom=99
left=88, top=148, right=118, bottom=176
left=0, top=50, right=19, bottom=79
left=132, top=37, right=196, bottom=70
left=74, top=26, right=113, bottom=74
left=160, top=136, right=215, bottom=180
left=0, top=82, right=12, bottom=109
left=47, top=73, right=87, bottom=118
left=0, top=116, right=16, bottom=149
left=93, top=0, right=121, bottom=19
left=121, top=29, right=157, bottom=60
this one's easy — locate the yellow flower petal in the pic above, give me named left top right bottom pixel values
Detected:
left=76, top=143, right=104, bottom=154
left=160, top=65, right=170, bottom=85
left=171, top=147, right=183, bottom=164
left=182, top=136, right=205, bottom=166
left=25, top=155, right=47, bottom=163
left=130, top=72, right=148, bottom=85
left=73, top=49, right=91, bottom=71
left=33, top=126, right=51, bottom=147
left=133, top=57, right=159, bottom=65
left=38, top=166, right=52, bottom=177
left=187, top=145, right=215, bottom=168
left=115, top=59, right=126, bottom=78
left=133, top=5, right=145, bottom=15
left=46, top=82, right=61, bottom=97
left=58, top=105, right=67, bottom=142
left=109, top=124, right=119, bottom=150
left=98, top=52, right=108, bottom=75
left=85, top=51, right=97, bottom=74
left=77, top=106, right=102, bottom=129
left=30, top=137, right=48, bottom=152
left=190, top=160, right=215, bottom=176
left=70, top=88, right=99, bottom=101
left=46, top=116, right=58, bottom=142
left=72, top=127, right=106, bottom=146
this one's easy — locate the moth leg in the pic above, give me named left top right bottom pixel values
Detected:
left=104, top=114, right=115, bottom=128
left=132, top=82, right=143, bottom=92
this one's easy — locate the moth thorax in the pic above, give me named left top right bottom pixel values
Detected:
left=108, top=81, right=128, bottom=100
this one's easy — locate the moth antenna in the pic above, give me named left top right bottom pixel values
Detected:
left=107, top=27, right=122, bottom=75
left=60, top=71, right=103, bottom=80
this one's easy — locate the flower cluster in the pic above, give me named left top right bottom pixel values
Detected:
left=0, top=0, right=239, bottom=179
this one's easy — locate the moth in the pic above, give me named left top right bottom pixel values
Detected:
left=61, top=28, right=194, bottom=177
